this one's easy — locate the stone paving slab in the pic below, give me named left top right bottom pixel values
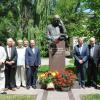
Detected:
left=47, top=91, right=69, bottom=100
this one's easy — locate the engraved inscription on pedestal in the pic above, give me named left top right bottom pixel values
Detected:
left=49, top=40, right=65, bottom=71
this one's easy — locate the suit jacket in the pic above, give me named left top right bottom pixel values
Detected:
left=73, top=44, right=89, bottom=67
left=5, top=46, right=17, bottom=65
left=0, top=46, right=7, bottom=71
left=88, top=44, right=100, bottom=65
left=25, top=47, right=41, bottom=67
left=0, top=46, right=6, bottom=63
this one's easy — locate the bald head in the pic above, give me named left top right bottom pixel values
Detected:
left=90, top=37, right=96, bottom=45
left=7, top=38, right=14, bottom=47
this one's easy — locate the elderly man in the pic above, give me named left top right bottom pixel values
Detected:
left=5, top=38, right=17, bottom=91
left=0, top=41, right=7, bottom=94
left=25, top=40, right=41, bottom=89
left=23, top=40, right=29, bottom=48
left=73, top=37, right=89, bottom=88
left=87, top=37, right=100, bottom=88
left=16, top=39, right=26, bottom=89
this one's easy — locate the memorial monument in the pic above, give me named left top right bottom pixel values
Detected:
left=46, top=15, right=68, bottom=71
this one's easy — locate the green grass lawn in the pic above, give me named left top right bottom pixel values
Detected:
left=82, top=94, right=100, bottom=100
left=0, top=95, right=36, bottom=100
left=38, top=65, right=50, bottom=72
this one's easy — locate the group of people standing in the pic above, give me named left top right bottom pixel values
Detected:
left=0, top=36, right=100, bottom=94
left=0, top=38, right=41, bottom=94
left=74, top=37, right=100, bottom=89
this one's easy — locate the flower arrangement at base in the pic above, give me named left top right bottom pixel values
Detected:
left=53, top=69, right=76, bottom=91
left=39, top=71, right=60, bottom=90
left=39, top=69, right=76, bottom=91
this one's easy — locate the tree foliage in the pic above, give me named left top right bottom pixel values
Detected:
left=0, top=0, right=99, bottom=56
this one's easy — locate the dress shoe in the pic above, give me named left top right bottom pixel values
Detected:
left=94, top=85, right=99, bottom=89
left=0, top=92, right=7, bottom=94
left=32, top=85, right=36, bottom=89
left=92, top=83, right=97, bottom=89
left=85, top=82, right=92, bottom=87
left=81, top=85, right=85, bottom=89
left=26, top=86, right=30, bottom=89
left=12, top=88, right=16, bottom=91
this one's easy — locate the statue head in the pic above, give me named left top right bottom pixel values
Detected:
left=52, top=15, right=60, bottom=26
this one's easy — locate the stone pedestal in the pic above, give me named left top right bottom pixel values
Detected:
left=49, top=40, right=65, bottom=71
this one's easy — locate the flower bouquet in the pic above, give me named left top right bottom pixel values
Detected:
left=39, top=69, right=76, bottom=91
left=53, top=69, right=76, bottom=91
left=39, top=71, right=60, bottom=90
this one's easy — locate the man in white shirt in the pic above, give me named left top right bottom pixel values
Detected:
left=0, top=41, right=7, bottom=94
left=16, top=39, right=26, bottom=89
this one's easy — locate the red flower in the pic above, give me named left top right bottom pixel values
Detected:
left=39, top=69, right=76, bottom=88
left=53, top=69, right=76, bottom=87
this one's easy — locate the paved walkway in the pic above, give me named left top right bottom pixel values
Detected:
left=6, top=87, right=70, bottom=100
left=6, top=87, right=100, bottom=100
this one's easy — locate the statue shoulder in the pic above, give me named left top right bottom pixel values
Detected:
left=47, top=24, right=53, bottom=29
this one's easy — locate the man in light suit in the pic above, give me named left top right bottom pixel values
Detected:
left=5, top=38, right=17, bottom=91
left=73, top=37, right=89, bottom=88
left=0, top=41, right=7, bottom=94
left=25, top=40, right=41, bottom=89
left=16, top=39, right=26, bottom=89
left=87, top=37, right=100, bottom=88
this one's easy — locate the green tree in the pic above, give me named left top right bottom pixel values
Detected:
left=0, top=0, right=99, bottom=56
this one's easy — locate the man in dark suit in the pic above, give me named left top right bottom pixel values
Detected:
left=87, top=37, right=100, bottom=88
left=73, top=37, right=89, bottom=88
left=5, top=38, right=17, bottom=91
left=25, top=40, right=41, bottom=89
